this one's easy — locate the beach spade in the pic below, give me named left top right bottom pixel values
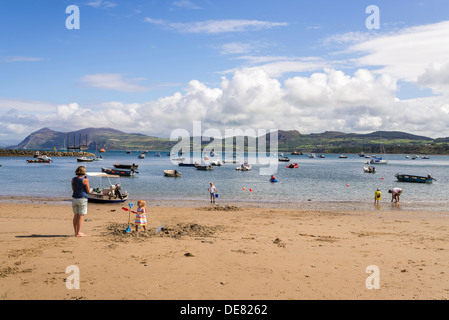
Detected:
left=125, top=203, right=134, bottom=233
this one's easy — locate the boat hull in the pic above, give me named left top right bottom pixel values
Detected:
left=395, top=174, right=435, bottom=183
left=88, top=193, right=128, bottom=203
left=102, top=168, right=137, bottom=176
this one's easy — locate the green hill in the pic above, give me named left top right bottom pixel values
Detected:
left=8, top=127, right=449, bottom=155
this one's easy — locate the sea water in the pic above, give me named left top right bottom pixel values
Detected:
left=1, top=151, right=448, bottom=210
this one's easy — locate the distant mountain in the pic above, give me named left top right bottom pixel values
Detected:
left=8, top=127, right=449, bottom=154
left=11, top=127, right=174, bottom=151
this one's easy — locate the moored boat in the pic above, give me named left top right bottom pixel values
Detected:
left=395, top=174, right=436, bottom=183
left=195, top=164, right=214, bottom=171
left=86, top=172, right=128, bottom=203
left=369, top=157, right=387, bottom=164
left=27, top=158, right=52, bottom=164
left=77, top=157, right=94, bottom=162
left=102, top=167, right=138, bottom=176
left=236, top=163, right=252, bottom=171
left=113, top=163, right=138, bottom=170
left=164, top=170, right=182, bottom=177
left=363, top=166, right=376, bottom=173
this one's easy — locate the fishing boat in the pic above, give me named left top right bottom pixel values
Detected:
left=195, top=164, right=214, bottom=171
left=286, top=163, right=299, bottom=169
left=164, top=170, right=182, bottom=177
left=236, top=163, right=252, bottom=171
left=77, top=157, right=94, bottom=162
left=113, top=163, right=138, bottom=170
left=338, top=155, right=347, bottom=159
left=102, top=167, right=138, bottom=177
left=395, top=174, right=436, bottom=184
left=318, top=155, right=325, bottom=158
left=278, top=156, right=290, bottom=162
left=363, top=166, right=376, bottom=174
left=86, top=172, right=128, bottom=203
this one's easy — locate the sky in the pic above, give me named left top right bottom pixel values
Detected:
left=1, top=0, right=449, bottom=144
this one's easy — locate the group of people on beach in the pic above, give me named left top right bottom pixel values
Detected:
left=72, top=165, right=405, bottom=237
left=71, top=166, right=218, bottom=237
left=374, top=187, right=403, bottom=206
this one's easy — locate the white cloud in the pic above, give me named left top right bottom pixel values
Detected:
left=171, top=1, right=202, bottom=10
left=80, top=74, right=149, bottom=92
left=87, top=0, right=117, bottom=9
left=2, top=66, right=449, bottom=141
left=418, top=61, right=449, bottom=96
left=2, top=56, right=44, bottom=63
left=144, top=18, right=288, bottom=34
left=347, top=20, right=449, bottom=82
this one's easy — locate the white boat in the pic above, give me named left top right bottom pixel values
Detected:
left=308, top=153, right=316, bottom=158
left=164, top=170, right=181, bottom=177
left=369, top=157, right=387, bottom=164
left=236, top=163, right=252, bottom=171
left=363, top=166, right=376, bottom=173
left=86, top=172, right=129, bottom=203
left=77, top=157, right=94, bottom=162
left=210, top=159, right=223, bottom=166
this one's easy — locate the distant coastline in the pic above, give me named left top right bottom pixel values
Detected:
left=0, top=149, right=95, bottom=157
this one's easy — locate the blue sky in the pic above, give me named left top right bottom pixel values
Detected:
left=1, top=0, right=449, bottom=143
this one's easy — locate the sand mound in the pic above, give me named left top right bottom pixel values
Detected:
left=103, top=222, right=220, bottom=242
left=198, top=205, right=242, bottom=212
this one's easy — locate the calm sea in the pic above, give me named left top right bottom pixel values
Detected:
left=1, top=151, right=448, bottom=210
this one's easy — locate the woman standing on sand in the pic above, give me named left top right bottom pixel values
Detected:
left=71, top=166, right=90, bottom=237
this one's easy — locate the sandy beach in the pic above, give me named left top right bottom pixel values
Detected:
left=0, top=198, right=448, bottom=300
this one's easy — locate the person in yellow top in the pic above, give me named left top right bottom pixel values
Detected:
left=374, top=188, right=381, bottom=205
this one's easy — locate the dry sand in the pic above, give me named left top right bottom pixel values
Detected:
left=0, top=199, right=448, bottom=300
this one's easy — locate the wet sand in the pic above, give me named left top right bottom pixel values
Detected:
left=0, top=199, right=448, bottom=300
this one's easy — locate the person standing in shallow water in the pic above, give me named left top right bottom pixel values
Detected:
left=71, top=166, right=90, bottom=237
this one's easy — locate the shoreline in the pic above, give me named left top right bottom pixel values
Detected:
left=1, top=195, right=448, bottom=213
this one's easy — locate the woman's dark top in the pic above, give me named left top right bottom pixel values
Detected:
left=72, top=177, right=88, bottom=199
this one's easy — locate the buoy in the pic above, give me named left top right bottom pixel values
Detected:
left=382, top=177, right=384, bottom=180
left=346, top=184, right=349, bottom=187
left=243, top=187, right=246, bottom=191
left=249, top=189, right=253, bottom=192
